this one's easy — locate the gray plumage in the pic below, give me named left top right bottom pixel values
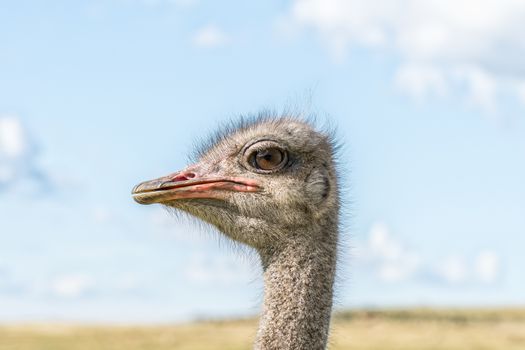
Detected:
left=133, top=113, right=341, bottom=349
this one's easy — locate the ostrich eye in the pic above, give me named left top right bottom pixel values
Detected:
left=251, top=148, right=287, bottom=171
left=243, top=140, right=289, bottom=173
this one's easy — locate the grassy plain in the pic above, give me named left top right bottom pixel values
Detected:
left=1, top=309, right=524, bottom=350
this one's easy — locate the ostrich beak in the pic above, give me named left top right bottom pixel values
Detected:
left=131, top=168, right=260, bottom=205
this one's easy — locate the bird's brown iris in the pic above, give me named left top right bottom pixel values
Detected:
left=254, top=148, right=285, bottom=170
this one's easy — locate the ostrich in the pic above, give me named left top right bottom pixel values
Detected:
left=132, top=114, right=340, bottom=350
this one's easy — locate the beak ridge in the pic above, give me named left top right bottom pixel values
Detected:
left=132, top=169, right=260, bottom=205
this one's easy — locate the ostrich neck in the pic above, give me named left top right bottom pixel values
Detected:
left=255, top=225, right=337, bottom=350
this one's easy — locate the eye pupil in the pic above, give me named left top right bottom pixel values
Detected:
left=254, top=148, right=285, bottom=170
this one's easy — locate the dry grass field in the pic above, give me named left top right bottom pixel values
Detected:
left=1, top=309, right=524, bottom=350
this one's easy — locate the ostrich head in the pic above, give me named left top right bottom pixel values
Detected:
left=132, top=116, right=339, bottom=251
left=133, top=115, right=341, bottom=349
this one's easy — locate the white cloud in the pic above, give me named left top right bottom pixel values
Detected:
left=433, top=251, right=501, bottom=285
left=357, top=222, right=421, bottom=282
left=0, top=116, right=31, bottom=185
left=0, top=114, right=49, bottom=192
left=192, top=25, right=230, bottom=48
left=357, top=222, right=502, bottom=285
left=475, top=251, right=500, bottom=283
left=0, top=117, right=27, bottom=158
left=284, top=0, right=525, bottom=109
left=51, top=275, right=94, bottom=298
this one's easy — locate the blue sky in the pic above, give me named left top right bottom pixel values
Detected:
left=1, top=0, right=524, bottom=323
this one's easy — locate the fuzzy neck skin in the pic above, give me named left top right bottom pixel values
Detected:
left=254, top=225, right=338, bottom=350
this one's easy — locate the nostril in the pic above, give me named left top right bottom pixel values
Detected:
left=172, top=175, right=188, bottom=182
left=171, top=172, right=196, bottom=182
